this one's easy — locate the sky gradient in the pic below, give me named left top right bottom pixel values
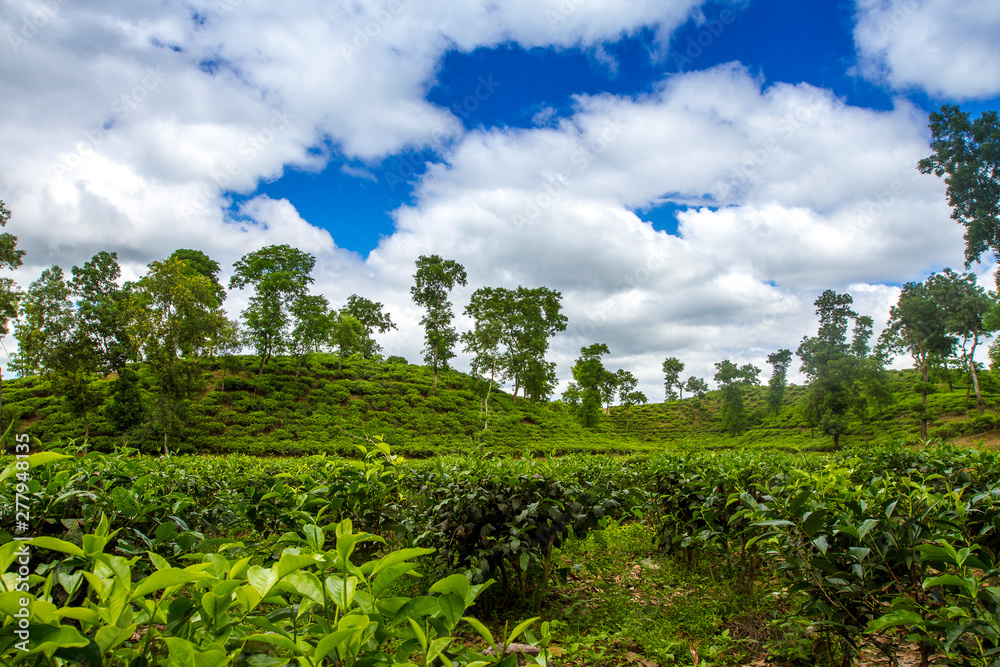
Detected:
left=3, top=0, right=1000, bottom=400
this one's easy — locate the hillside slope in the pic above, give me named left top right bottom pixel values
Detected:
left=6, top=355, right=1000, bottom=455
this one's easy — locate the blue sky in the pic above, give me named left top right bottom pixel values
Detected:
left=3, top=0, right=1000, bottom=395
left=248, top=0, right=981, bottom=254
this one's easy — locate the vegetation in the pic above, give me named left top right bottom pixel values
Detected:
left=5, top=440, right=1000, bottom=665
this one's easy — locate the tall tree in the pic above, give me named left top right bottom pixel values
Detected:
left=799, top=290, right=878, bottom=448
left=410, top=255, right=467, bottom=388
left=463, top=286, right=567, bottom=401
left=713, top=360, right=760, bottom=439
left=342, top=295, right=396, bottom=359
left=566, top=343, right=611, bottom=428
left=107, top=367, right=148, bottom=448
left=329, top=312, right=365, bottom=371
left=10, top=266, right=74, bottom=376
left=70, top=251, right=134, bottom=372
left=615, top=369, right=646, bottom=433
left=661, top=356, right=685, bottom=401
left=918, top=105, right=1000, bottom=266
left=765, top=348, right=793, bottom=414
left=229, top=245, right=316, bottom=376
left=878, top=280, right=954, bottom=439
left=927, top=268, right=994, bottom=415
left=288, top=294, right=333, bottom=376
left=137, top=256, right=225, bottom=454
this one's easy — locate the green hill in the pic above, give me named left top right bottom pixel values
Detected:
left=5, top=355, right=1000, bottom=455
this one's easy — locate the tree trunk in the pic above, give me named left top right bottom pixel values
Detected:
left=122, top=431, right=127, bottom=448
left=163, top=429, right=170, bottom=457
left=84, top=413, right=90, bottom=441
left=512, top=376, right=519, bottom=403
left=970, top=337, right=985, bottom=416
left=833, top=431, right=840, bottom=449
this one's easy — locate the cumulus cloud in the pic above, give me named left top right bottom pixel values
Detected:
left=366, top=64, right=965, bottom=397
left=854, top=0, right=1000, bottom=99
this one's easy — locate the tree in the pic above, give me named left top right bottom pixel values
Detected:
left=169, top=249, right=226, bottom=303
left=918, top=105, right=1000, bottom=267
left=765, top=348, right=793, bottom=414
left=288, top=294, right=333, bottom=376
left=713, top=360, right=760, bottom=439
left=70, top=251, right=134, bottom=372
left=615, top=369, right=646, bottom=433
left=230, top=245, right=316, bottom=376
left=107, top=367, right=148, bottom=448
left=463, top=285, right=566, bottom=402
left=410, top=255, right=467, bottom=388
left=329, top=312, right=365, bottom=370
left=566, top=343, right=611, bottom=428
left=137, top=256, right=225, bottom=454
left=10, top=266, right=74, bottom=376
left=661, top=356, right=685, bottom=401
left=342, top=295, right=396, bottom=359
left=684, top=376, right=709, bottom=398
left=799, top=290, right=878, bottom=447
left=878, top=281, right=954, bottom=439
left=460, top=301, right=508, bottom=430
left=927, top=268, right=994, bottom=415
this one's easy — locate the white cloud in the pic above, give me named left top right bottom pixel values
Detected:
left=854, top=0, right=1000, bottom=99
left=364, top=64, right=968, bottom=398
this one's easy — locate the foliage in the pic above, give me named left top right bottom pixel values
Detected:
left=919, top=105, right=1000, bottom=267
left=565, top=344, right=612, bottom=429
left=230, top=244, right=317, bottom=376
left=411, top=255, right=468, bottom=388
left=713, top=360, right=760, bottom=439
left=661, top=357, right=684, bottom=401
left=343, top=295, right=397, bottom=359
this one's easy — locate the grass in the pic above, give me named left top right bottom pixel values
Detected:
left=538, top=520, right=824, bottom=667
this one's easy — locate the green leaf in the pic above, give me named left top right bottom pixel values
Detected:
left=131, top=568, right=211, bottom=600
left=1, top=453, right=70, bottom=482
left=244, top=634, right=303, bottom=655
left=438, top=593, right=465, bottom=629
left=372, top=562, right=418, bottom=599
left=372, top=547, right=435, bottom=576
left=163, top=637, right=228, bottom=667
left=326, top=575, right=358, bottom=611
left=503, top=616, right=538, bottom=648
left=95, top=623, right=136, bottom=654
left=281, top=571, right=325, bottom=605
left=463, top=616, right=498, bottom=656
left=429, top=573, right=471, bottom=601
left=275, top=552, right=319, bottom=580
left=28, top=536, right=85, bottom=557
left=867, top=610, right=925, bottom=632
left=23, top=624, right=90, bottom=657
left=857, top=519, right=879, bottom=542
left=393, top=596, right=440, bottom=624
